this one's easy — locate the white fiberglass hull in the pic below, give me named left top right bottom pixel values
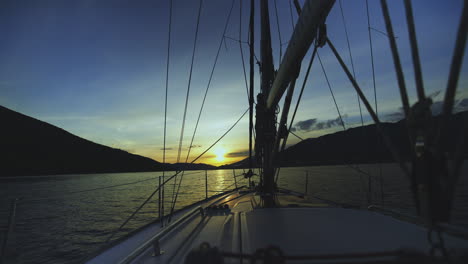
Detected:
left=86, top=189, right=468, bottom=263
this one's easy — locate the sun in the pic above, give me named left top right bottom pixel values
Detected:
left=213, top=147, right=227, bottom=163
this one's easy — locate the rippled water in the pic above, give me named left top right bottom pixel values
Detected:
left=1, top=163, right=467, bottom=263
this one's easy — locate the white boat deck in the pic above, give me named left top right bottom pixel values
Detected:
left=86, top=189, right=468, bottom=263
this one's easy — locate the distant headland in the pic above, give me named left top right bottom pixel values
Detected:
left=1, top=105, right=466, bottom=177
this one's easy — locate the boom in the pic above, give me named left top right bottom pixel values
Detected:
left=266, top=0, right=335, bottom=110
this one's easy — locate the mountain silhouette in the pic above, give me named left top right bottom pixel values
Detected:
left=2, top=105, right=465, bottom=176
left=0, top=105, right=173, bottom=177
left=223, top=111, right=468, bottom=168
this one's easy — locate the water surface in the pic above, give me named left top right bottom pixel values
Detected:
left=1, top=163, right=467, bottom=263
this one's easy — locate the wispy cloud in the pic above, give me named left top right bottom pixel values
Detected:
left=160, top=147, right=173, bottom=150
left=291, top=119, right=317, bottom=132
left=292, top=115, right=346, bottom=132
left=225, top=150, right=250, bottom=158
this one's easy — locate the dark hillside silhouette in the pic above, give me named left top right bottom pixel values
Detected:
left=222, top=111, right=468, bottom=168
left=2, top=105, right=466, bottom=176
left=0, top=105, right=172, bottom=177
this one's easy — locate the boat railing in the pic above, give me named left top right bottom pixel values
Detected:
left=155, top=168, right=254, bottom=224
left=2, top=168, right=255, bottom=263
left=104, top=168, right=255, bottom=243
left=119, top=206, right=205, bottom=264
left=276, top=167, right=385, bottom=209
left=115, top=182, right=253, bottom=264
left=116, top=181, right=255, bottom=264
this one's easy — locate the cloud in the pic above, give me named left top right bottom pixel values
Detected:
left=160, top=147, right=173, bottom=150
left=292, top=116, right=346, bottom=132
left=314, top=116, right=345, bottom=130
left=225, top=150, right=251, bottom=158
left=294, top=119, right=317, bottom=131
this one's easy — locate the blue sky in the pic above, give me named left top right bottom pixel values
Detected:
left=0, top=0, right=467, bottom=165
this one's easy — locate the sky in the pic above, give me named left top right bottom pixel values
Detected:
left=0, top=0, right=467, bottom=166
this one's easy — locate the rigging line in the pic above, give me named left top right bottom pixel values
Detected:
left=272, top=79, right=298, bottom=182
left=380, top=0, right=410, bottom=118
left=404, top=0, right=425, bottom=101
left=239, top=0, right=250, bottom=102
left=249, top=0, right=255, bottom=173
left=326, top=38, right=411, bottom=180
left=439, top=1, right=468, bottom=140
left=183, top=0, right=235, bottom=165
left=380, top=2, right=415, bottom=209
left=338, top=0, right=356, bottom=84
left=316, top=53, right=375, bottom=195
left=220, top=181, right=242, bottom=193
left=275, top=46, right=317, bottom=183
left=366, top=0, right=378, bottom=117
left=105, top=170, right=183, bottom=243
left=172, top=0, right=204, bottom=207
left=274, top=120, right=303, bottom=140
left=176, top=0, right=203, bottom=164
left=109, top=110, right=248, bottom=237
left=318, top=46, right=391, bottom=203
left=253, top=51, right=261, bottom=65
left=167, top=170, right=185, bottom=223
left=289, top=130, right=303, bottom=141
left=285, top=7, right=302, bottom=170
left=223, top=37, right=229, bottom=51
left=440, top=0, right=468, bottom=185
left=163, top=0, right=173, bottom=178
left=339, top=0, right=364, bottom=127
left=190, top=107, right=250, bottom=165
left=224, top=35, right=248, bottom=44
left=273, top=0, right=283, bottom=63
left=180, top=0, right=235, bottom=166
left=170, top=0, right=235, bottom=219
left=288, top=46, right=317, bottom=133
left=293, top=0, right=301, bottom=15
left=275, top=137, right=378, bottom=182
left=276, top=136, right=376, bottom=182
left=317, top=51, right=346, bottom=131
left=288, top=0, right=295, bottom=30
left=370, top=27, right=397, bottom=39
left=366, top=0, right=383, bottom=206
left=346, top=163, right=378, bottom=179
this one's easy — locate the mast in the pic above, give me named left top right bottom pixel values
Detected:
left=257, top=0, right=276, bottom=207
left=254, top=0, right=334, bottom=207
